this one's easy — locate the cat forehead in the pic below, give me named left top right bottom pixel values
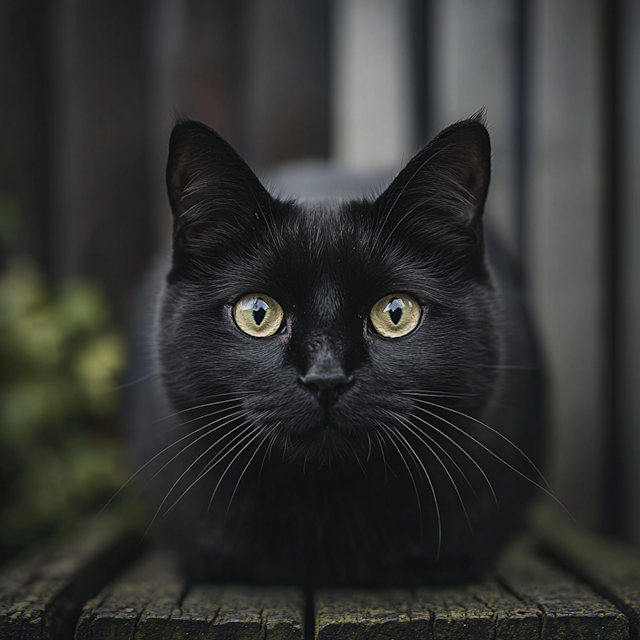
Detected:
left=265, top=198, right=422, bottom=293
left=281, top=197, right=368, bottom=249
left=292, top=197, right=350, bottom=227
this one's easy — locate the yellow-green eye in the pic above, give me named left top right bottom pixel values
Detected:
left=233, top=294, right=284, bottom=337
left=370, top=294, right=421, bottom=338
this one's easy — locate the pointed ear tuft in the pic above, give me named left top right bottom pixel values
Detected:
left=428, top=113, right=491, bottom=223
left=376, top=116, right=491, bottom=256
left=166, top=120, right=272, bottom=250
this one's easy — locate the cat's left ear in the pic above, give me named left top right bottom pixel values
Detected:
left=166, top=120, right=273, bottom=250
left=375, top=115, right=490, bottom=253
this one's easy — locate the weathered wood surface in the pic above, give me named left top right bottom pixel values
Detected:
left=0, top=519, right=140, bottom=640
left=77, top=549, right=305, bottom=640
left=1, top=506, right=639, bottom=639
left=498, top=537, right=628, bottom=639
left=315, top=535, right=629, bottom=640
left=533, top=506, right=640, bottom=639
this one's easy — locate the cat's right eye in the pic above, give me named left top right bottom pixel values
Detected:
left=369, top=293, right=421, bottom=338
left=233, top=294, right=284, bottom=337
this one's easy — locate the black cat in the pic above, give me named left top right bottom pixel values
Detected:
left=127, top=115, right=544, bottom=586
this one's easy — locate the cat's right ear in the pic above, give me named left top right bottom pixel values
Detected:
left=166, top=120, right=272, bottom=251
left=374, top=115, right=491, bottom=263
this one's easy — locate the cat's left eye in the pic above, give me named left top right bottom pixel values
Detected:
left=369, top=294, right=421, bottom=338
left=233, top=294, right=284, bottom=337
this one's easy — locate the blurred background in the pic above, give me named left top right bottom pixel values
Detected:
left=0, top=0, right=638, bottom=559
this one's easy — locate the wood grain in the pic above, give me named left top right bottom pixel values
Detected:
left=534, top=505, right=640, bottom=639
left=78, top=547, right=305, bottom=640
left=498, top=536, right=628, bottom=639
left=0, top=519, right=139, bottom=640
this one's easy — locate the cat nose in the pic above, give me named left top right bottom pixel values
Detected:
left=300, top=370, right=351, bottom=410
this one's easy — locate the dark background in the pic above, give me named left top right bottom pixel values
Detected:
left=0, top=0, right=639, bottom=547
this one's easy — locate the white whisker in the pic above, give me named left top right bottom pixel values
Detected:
left=143, top=418, right=253, bottom=538
left=96, top=407, right=246, bottom=517
left=411, top=400, right=573, bottom=520
left=141, top=409, right=249, bottom=493
left=194, top=415, right=271, bottom=483
left=157, top=402, right=245, bottom=435
left=226, top=425, right=278, bottom=520
left=150, top=396, right=245, bottom=427
left=396, top=389, right=472, bottom=399
left=114, top=371, right=158, bottom=391
left=392, top=412, right=473, bottom=537
left=204, top=426, right=268, bottom=514
left=378, top=421, right=424, bottom=545
left=406, top=411, right=498, bottom=515
left=163, top=423, right=263, bottom=519
left=405, top=394, right=551, bottom=492
left=259, top=428, right=279, bottom=480
left=387, top=425, right=441, bottom=559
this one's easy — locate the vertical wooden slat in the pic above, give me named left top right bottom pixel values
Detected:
left=410, top=0, right=431, bottom=147
left=151, top=0, right=330, bottom=167
left=0, top=0, right=53, bottom=271
left=148, top=0, right=187, bottom=248
left=527, top=0, right=605, bottom=528
left=429, top=0, right=519, bottom=252
left=52, top=0, right=151, bottom=323
left=243, top=0, right=331, bottom=166
left=148, top=0, right=246, bottom=248
left=332, top=0, right=413, bottom=169
left=148, top=0, right=330, bottom=241
left=620, top=0, right=640, bottom=545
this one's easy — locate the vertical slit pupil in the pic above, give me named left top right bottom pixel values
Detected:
left=384, top=297, right=405, bottom=325
left=253, top=300, right=268, bottom=326
left=389, top=307, right=402, bottom=325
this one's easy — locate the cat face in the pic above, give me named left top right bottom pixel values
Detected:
left=158, top=118, right=500, bottom=465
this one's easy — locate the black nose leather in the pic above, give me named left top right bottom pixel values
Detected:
left=300, top=370, right=351, bottom=410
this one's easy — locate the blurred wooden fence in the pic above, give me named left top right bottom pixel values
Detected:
left=0, top=0, right=638, bottom=546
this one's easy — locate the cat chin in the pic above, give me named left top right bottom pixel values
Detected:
left=280, top=424, right=374, bottom=465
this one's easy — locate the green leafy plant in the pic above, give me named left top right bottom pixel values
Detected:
left=0, top=257, right=136, bottom=553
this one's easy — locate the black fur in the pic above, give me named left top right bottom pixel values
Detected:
left=128, top=116, right=543, bottom=586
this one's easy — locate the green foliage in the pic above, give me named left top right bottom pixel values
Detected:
left=0, top=258, right=137, bottom=549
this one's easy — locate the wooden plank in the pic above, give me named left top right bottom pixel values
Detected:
left=182, top=584, right=305, bottom=640
left=316, top=579, right=532, bottom=639
left=78, top=548, right=305, bottom=639
left=243, top=0, right=331, bottom=166
left=77, top=549, right=185, bottom=640
left=533, top=506, right=640, bottom=640
left=313, top=533, right=630, bottom=639
left=498, top=536, right=628, bottom=639
left=470, top=580, right=541, bottom=639
left=0, top=520, right=140, bottom=640
left=0, top=0, right=54, bottom=271
left=171, top=583, right=222, bottom=635
left=412, top=586, right=495, bottom=639
left=316, top=532, right=629, bottom=639
left=52, top=0, right=153, bottom=325
left=1, top=517, right=635, bottom=639
left=316, top=589, right=423, bottom=640
left=148, top=0, right=246, bottom=247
